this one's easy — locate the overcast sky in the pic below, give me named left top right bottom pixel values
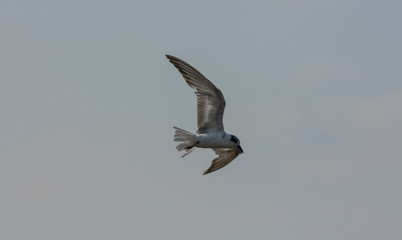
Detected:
left=1, top=0, right=401, bottom=239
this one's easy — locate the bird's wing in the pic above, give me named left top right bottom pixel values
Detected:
left=203, top=148, right=241, bottom=175
left=166, top=55, right=226, bottom=133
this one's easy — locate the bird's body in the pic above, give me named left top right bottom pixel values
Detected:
left=166, top=55, right=243, bottom=175
left=195, top=131, right=233, bottom=148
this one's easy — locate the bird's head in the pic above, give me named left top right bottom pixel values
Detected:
left=230, top=134, right=243, bottom=154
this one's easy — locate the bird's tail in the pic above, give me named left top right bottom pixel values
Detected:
left=173, top=126, right=197, bottom=158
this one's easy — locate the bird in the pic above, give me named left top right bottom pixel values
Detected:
left=166, top=55, right=243, bottom=175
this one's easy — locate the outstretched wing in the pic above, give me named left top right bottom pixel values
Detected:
left=166, top=55, right=226, bottom=133
left=203, top=148, right=241, bottom=175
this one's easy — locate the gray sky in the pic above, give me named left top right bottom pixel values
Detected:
left=1, top=0, right=401, bottom=239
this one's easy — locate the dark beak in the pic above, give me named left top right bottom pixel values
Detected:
left=237, top=145, right=244, bottom=154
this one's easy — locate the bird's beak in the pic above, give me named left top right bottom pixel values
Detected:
left=237, top=145, right=244, bottom=154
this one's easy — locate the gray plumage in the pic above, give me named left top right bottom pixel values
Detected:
left=166, top=55, right=226, bottom=134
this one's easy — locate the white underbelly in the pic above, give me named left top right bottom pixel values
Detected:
left=196, top=133, right=233, bottom=148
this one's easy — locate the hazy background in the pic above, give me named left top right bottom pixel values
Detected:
left=1, top=0, right=401, bottom=239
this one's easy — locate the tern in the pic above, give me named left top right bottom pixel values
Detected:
left=166, top=55, right=243, bottom=175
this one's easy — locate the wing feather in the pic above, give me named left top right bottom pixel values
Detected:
left=203, top=148, right=241, bottom=175
left=166, top=55, right=226, bottom=133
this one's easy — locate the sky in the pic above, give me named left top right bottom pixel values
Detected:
left=1, top=0, right=401, bottom=239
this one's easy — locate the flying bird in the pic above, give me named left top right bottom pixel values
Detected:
left=166, top=55, right=243, bottom=175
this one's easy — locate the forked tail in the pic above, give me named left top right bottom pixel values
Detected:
left=173, top=126, right=197, bottom=157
